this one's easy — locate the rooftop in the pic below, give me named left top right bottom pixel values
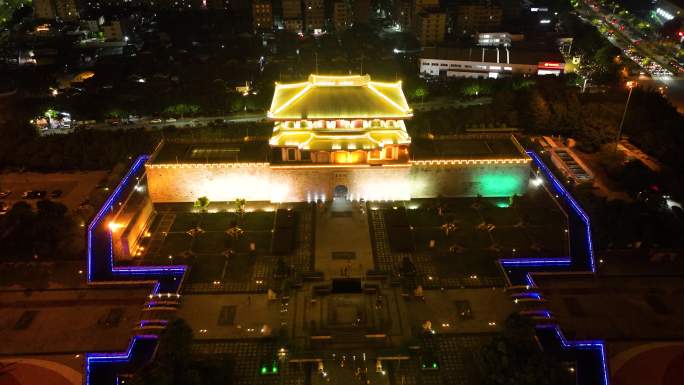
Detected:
left=148, top=141, right=270, bottom=164
left=421, top=46, right=564, bottom=66
left=0, top=288, right=147, bottom=355
left=535, top=273, right=684, bottom=342
left=411, top=135, right=528, bottom=160
left=268, top=74, right=412, bottom=120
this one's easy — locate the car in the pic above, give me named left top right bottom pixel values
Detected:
left=0, top=190, right=10, bottom=198
left=51, top=189, right=63, bottom=198
left=22, top=190, right=32, bottom=199
left=0, top=202, right=8, bottom=215
left=150, top=118, right=162, bottom=124
left=34, top=190, right=47, bottom=199
left=165, top=118, right=177, bottom=123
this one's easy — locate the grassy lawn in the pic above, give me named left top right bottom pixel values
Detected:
left=401, top=192, right=569, bottom=276
left=406, top=209, right=442, bottom=227
left=226, top=231, right=273, bottom=253
left=240, top=212, right=275, bottom=231
left=170, top=213, right=200, bottom=232
left=223, top=253, right=256, bottom=282
left=198, top=213, right=235, bottom=231
left=492, top=227, right=532, bottom=251
left=479, top=206, right=520, bottom=227
left=187, top=255, right=226, bottom=284
left=193, top=232, right=229, bottom=254
left=158, top=233, right=193, bottom=256
left=453, top=227, right=492, bottom=250
left=431, top=250, right=500, bottom=277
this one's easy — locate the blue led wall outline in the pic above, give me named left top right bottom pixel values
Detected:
left=85, top=155, right=187, bottom=385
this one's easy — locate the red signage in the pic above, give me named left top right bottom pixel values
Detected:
left=538, top=62, right=564, bottom=69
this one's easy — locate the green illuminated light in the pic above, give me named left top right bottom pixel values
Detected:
left=478, top=173, right=524, bottom=197
left=260, top=361, right=278, bottom=375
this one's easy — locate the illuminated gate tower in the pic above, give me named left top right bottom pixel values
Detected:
left=268, top=75, right=412, bottom=167
left=145, top=74, right=531, bottom=203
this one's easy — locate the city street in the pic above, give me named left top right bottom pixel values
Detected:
left=576, top=1, right=684, bottom=111
left=84, top=112, right=267, bottom=131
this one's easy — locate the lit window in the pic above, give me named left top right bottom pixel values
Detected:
left=287, top=148, right=297, bottom=161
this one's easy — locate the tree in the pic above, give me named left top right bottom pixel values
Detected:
left=480, top=314, right=573, bottom=385
left=413, top=87, right=428, bottom=104
left=233, top=198, right=246, bottom=218
left=527, top=90, right=552, bottom=132
left=133, top=319, right=206, bottom=385
left=164, top=104, right=200, bottom=118
left=194, top=196, right=210, bottom=213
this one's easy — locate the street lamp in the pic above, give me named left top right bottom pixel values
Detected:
left=615, top=80, right=636, bottom=153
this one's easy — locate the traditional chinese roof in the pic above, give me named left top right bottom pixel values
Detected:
left=268, top=75, right=412, bottom=120
left=269, top=129, right=411, bottom=151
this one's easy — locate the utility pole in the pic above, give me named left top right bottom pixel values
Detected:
left=615, top=81, right=636, bottom=153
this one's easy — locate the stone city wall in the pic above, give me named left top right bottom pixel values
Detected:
left=145, top=161, right=530, bottom=203
left=410, top=162, right=530, bottom=198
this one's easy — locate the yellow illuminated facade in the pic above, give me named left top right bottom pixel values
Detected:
left=144, top=74, right=532, bottom=204
left=269, top=75, right=412, bottom=165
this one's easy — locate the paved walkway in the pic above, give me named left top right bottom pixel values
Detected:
left=314, top=199, right=374, bottom=279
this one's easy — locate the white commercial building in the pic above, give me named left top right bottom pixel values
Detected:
left=420, top=46, right=566, bottom=79
left=475, top=32, right=524, bottom=47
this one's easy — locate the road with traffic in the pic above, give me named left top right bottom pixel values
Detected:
left=577, top=0, right=684, bottom=112
left=83, top=112, right=267, bottom=131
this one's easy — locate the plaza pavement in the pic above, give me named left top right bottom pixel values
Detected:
left=314, top=199, right=374, bottom=279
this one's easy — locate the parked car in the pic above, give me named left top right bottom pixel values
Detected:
left=0, top=190, right=10, bottom=198
left=51, top=189, right=63, bottom=198
left=165, top=118, right=177, bottom=123
left=150, top=118, right=162, bottom=124
left=0, top=202, right=8, bottom=215
left=34, top=190, right=47, bottom=199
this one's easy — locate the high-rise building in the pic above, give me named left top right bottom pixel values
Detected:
left=415, top=9, right=446, bottom=45
left=352, top=0, right=371, bottom=25
left=393, top=0, right=411, bottom=30
left=34, top=0, right=79, bottom=20
left=454, top=3, right=502, bottom=32
left=206, top=0, right=230, bottom=10
left=55, top=0, right=79, bottom=20
left=304, top=0, right=325, bottom=31
left=333, top=0, right=352, bottom=31
left=101, top=20, right=124, bottom=41
left=410, top=0, right=438, bottom=31
left=33, top=0, right=56, bottom=19
left=252, top=0, right=274, bottom=31
left=282, top=0, right=303, bottom=32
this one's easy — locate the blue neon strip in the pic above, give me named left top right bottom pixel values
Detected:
left=139, top=319, right=168, bottom=327
left=498, top=151, right=606, bottom=385
left=521, top=310, right=552, bottom=318
left=87, top=155, right=150, bottom=281
left=536, top=324, right=609, bottom=385
left=511, top=292, right=542, bottom=300
left=85, top=335, right=158, bottom=385
left=526, top=151, right=596, bottom=272
left=85, top=155, right=188, bottom=385
left=500, top=258, right=572, bottom=266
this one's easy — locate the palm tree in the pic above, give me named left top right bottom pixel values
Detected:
left=194, top=196, right=210, bottom=213
left=233, top=198, right=246, bottom=219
